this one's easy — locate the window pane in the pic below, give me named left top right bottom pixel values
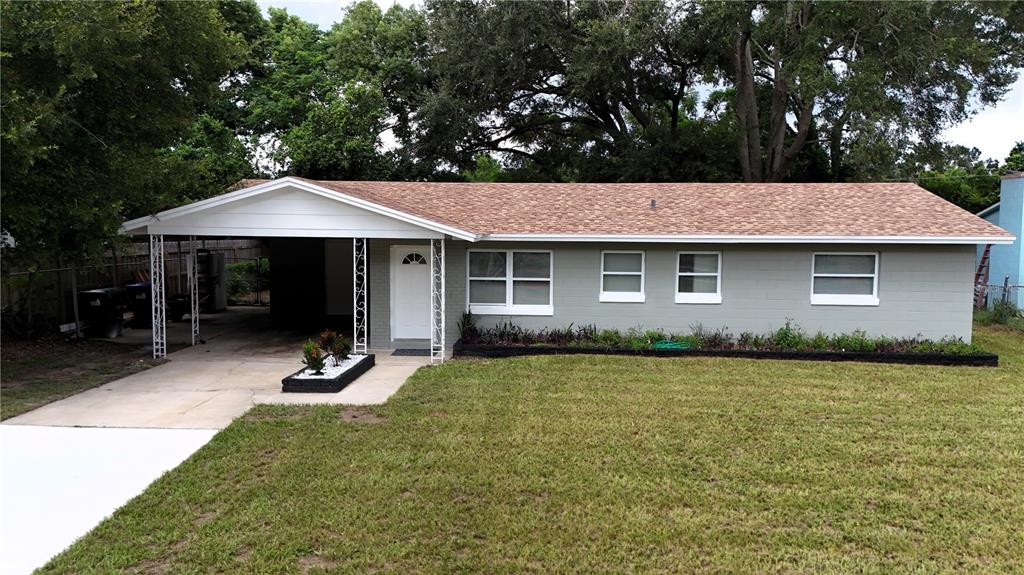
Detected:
left=469, top=252, right=506, bottom=278
left=469, top=280, right=506, bottom=303
left=814, top=254, right=875, bottom=275
left=513, top=280, right=550, bottom=305
left=603, top=274, right=642, bottom=293
left=678, top=275, right=718, bottom=294
left=513, top=252, right=550, bottom=278
left=813, top=277, right=874, bottom=295
left=603, top=252, right=642, bottom=273
left=679, top=254, right=718, bottom=273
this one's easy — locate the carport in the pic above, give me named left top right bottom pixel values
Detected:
left=121, top=177, right=476, bottom=363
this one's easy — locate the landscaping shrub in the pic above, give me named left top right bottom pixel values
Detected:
left=992, top=299, right=1022, bottom=324
left=301, top=340, right=325, bottom=374
left=329, top=336, right=352, bottom=364
left=457, top=319, right=988, bottom=355
left=829, top=329, right=875, bottom=352
left=770, top=320, right=807, bottom=350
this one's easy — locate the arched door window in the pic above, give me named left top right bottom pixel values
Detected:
left=402, top=252, right=427, bottom=265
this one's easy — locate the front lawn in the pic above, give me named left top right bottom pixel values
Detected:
left=0, top=338, right=168, bottom=420
left=42, top=325, right=1024, bottom=573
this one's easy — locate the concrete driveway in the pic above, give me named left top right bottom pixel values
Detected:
left=4, top=307, right=427, bottom=430
left=0, top=425, right=216, bottom=575
left=0, top=307, right=427, bottom=573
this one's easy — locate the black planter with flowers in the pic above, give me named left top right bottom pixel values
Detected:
left=281, top=354, right=375, bottom=393
left=281, top=330, right=375, bottom=393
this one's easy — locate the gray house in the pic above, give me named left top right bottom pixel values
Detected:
left=122, top=178, right=1013, bottom=361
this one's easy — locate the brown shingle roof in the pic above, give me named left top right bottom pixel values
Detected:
left=236, top=178, right=1012, bottom=239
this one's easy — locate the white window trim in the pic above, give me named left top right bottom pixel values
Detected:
left=466, top=249, right=554, bottom=316
left=810, top=252, right=879, bottom=306
left=675, top=251, right=722, bottom=304
left=599, top=250, right=645, bottom=303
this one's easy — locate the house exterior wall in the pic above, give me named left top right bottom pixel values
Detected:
left=445, top=241, right=977, bottom=342
left=367, top=239, right=463, bottom=350
left=988, top=175, right=1023, bottom=307
left=364, top=240, right=976, bottom=348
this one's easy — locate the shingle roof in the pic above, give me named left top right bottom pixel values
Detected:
left=235, top=178, right=1012, bottom=240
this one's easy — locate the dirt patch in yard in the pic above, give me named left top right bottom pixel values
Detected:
left=0, top=336, right=175, bottom=420
left=337, top=407, right=385, bottom=424
left=298, top=554, right=338, bottom=574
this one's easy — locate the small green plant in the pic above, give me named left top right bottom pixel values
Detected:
left=330, top=336, right=352, bottom=365
left=808, top=331, right=829, bottom=351
left=458, top=312, right=480, bottom=343
left=991, top=299, right=1021, bottom=324
left=302, top=339, right=325, bottom=374
left=318, top=329, right=339, bottom=352
left=829, top=329, right=874, bottom=352
left=912, top=337, right=986, bottom=355
left=771, top=320, right=807, bottom=350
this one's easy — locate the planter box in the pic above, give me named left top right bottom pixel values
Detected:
left=281, top=354, right=376, bottom=393
left=452, top=342, right=998, bottom=367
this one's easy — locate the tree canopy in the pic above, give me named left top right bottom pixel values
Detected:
left=2, top=0, right=1022, bottom=266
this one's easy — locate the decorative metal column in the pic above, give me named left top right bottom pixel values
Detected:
left=353, top=238, right=368, bottom=354
left=149, top=234, right=167, bottom=358
left=186, top=236, right=200, bottom=346
left=430, top=238, right=446, bottom=364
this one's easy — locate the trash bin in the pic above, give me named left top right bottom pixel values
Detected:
left=77, top=287, right=127, bottom=338
left=168, top=294, right=190, bottom=323
left=124, top=282, right=151, bottom=328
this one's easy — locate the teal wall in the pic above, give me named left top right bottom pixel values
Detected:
left=987, top=175, right=1024, bottom=306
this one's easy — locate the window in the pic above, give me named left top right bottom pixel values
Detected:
left=811, top=253, right=879, bottom=306
left=401, top=252, right=426, bottom=265
left=676, top=252, right=721, bottom=304
left=600, top=251, right=645, bottom=302
left=467, top=250, right=552, bottom=315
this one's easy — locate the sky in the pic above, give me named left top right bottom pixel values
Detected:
left=256, top=0, right=1024, bottom=163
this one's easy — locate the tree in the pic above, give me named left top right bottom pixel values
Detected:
left=419, top=0, right=733, bottom=181
left=706, top=0, right=1024, bottom=182
left=282, top=83, right=393, bottom=180
left=326, top=0, right=430, bottom=148
left=1, top=1, right=244, bottom=267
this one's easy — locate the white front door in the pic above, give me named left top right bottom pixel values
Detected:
left=391, top=246, right=431, bottom=339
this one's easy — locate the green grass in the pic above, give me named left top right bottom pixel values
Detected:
left=42, top=325, right=1024, bottom=574
left=974, top=307, right=1024, bottom=332
left=0, top=339, right=168, bottom=420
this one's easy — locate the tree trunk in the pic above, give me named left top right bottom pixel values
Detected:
left=733, top=32, right=763, bottom=182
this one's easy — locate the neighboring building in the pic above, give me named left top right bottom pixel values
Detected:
left=122, top=178, right=1013, bottom=360
left=976, top=172, right=1024, bottom=307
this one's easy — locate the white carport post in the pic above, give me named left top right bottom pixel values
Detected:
left=186, top=236, right=200, bottom=346
left=149, top=234, right=167, bottom=358
left=353, top=238, right=368, bottom=354
left=430, top=238, right=445, bottom=364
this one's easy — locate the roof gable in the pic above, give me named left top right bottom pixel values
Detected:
left=121, top=178, right=476, bottom=240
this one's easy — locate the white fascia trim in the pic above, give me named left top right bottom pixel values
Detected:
left=119, top=177, right=479, bottom=241
left=481, top=233, right=1015, bottom=245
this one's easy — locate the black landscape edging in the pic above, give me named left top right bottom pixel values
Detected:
left=452, top=342, right=998, bottom=367
left=281, top=354, right=376, bottom=393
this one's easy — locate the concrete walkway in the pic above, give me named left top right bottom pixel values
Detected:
left=4, top=308, right=428, bottom=430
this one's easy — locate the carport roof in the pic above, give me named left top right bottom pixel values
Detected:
left=122, top=177, right=1014, bottom=244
